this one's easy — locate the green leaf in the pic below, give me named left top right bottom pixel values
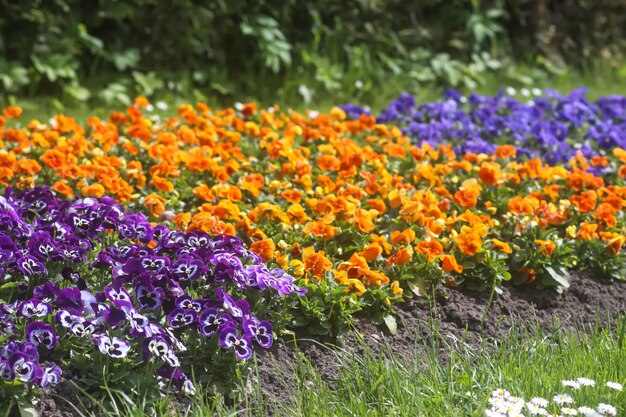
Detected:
left=110, top=49, right=140, bottom=71
left=544, top=265, right=570, bottom=288
left=18, top=404, right=38, bottom=417
left=383, top=314, right=397, bottom=335
left=406, top=279, right=426, bottom=297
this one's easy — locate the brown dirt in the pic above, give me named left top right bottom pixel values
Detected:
left=255, top=271, right=626, bottom=411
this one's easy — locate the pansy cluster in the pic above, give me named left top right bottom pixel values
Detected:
left=0, top=187, right=304, bottom=392
left=342, top=88, right=626, bottom=164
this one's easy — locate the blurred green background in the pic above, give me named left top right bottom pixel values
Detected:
left=1, top=0, right=626, bottom=112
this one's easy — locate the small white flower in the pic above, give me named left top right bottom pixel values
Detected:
left=460, top=96, right=468, bottom=103
left=492, top=388, right=511, bottom=398
left=490, top=397, right=509, bottom=408
left=596, top=403, right=616, bottom=416
left=354, top=80, right=363, bottom=89
left=508, top=412, right=526, bottom=417
left=527, top=100, right=535, bottom=106
left=308, top=110, right=320, bottom=119
left=521, top=88, right=531, bottom=97
left=506, top=87, right=517, bottom=96
left=576, top=378, right=595, bottom=387
left=562, top=408, right=578, bottom=416
left=485, top=410, right=505, bottom=417
left=577, top=406, right=599, bottom=417
left=234, top=102, right=243, bottom=111
left=531, top=398, right=549, bottom=408
left=531, top=88, right=543, bottom=96
left=526, top=403, right=547, bottom=415
left=145, top=104, right=154, bottom=112
left=156, top=101, right=168, bottom=110
left=554, top=394, right=574, bottom=405
left=563, top=380, right=581, bottom=389
left=605, top=381, right=623, bottom=391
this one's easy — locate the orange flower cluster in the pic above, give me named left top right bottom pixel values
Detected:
left=1, top=100, right=625, bottom=301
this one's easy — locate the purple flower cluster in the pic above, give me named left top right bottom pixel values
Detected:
left=342, top=88, right=626, bottom=163
left=0, top=187, right=305, bottom=393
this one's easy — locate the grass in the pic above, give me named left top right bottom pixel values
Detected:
left=21, top=316, right=624, bottom=417
left=278, top=317, right=626, bottom=416
left=5, top=65, right=626, bottom=122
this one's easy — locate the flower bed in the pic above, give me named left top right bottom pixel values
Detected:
left=0, top=187, right=303, bottom=395
left=0, top=92, right=625, bottom=403
left=342, top=88, right=626, bottom=164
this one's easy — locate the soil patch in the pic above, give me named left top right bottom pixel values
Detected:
left=256, top=271, right=626, bottom=411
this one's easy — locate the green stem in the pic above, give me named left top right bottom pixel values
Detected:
left=480, top=276, right=497, bottom=327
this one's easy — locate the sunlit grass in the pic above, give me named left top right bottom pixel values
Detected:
left=29, top=316, right=625, bottom=417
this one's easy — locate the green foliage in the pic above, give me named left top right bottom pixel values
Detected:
left=1, top=1, right=625, bottom=105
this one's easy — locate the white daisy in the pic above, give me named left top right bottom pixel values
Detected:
left=531, top=398, right=549, bottom=408
left=485, top=410, right=504, bottom=417
left=562, top=408, right=578, bottom=416
left=492, top=388, right=511, bottom=398
left=526, top=403, right=547, bottom=415
left=531, top=88, right=543, bottom=96
left=506, top=87, right=517, bottom=96
left=577, top=406, right=599, bottom=417
left=563, top=380, right=581, bottom=389
left=576, top=378, right=595, bottom=387
left=553, top=394, right=574, bottom=405
left=596, top=403, right=616, bottom=416
left=605, top=381, right=623, bottom=391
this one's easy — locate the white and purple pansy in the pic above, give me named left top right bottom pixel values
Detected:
left=140, top=256, right=170, bottom=274
left=175, top=295, right=204, bottom=314
left=242, top=318, right=273, bottom=349
left=135, top=284, right=165, bottom=310
left=103, top=285, right=132, bottom=304
left=9, top=352, right=40, bottom=382
left=18, top=298, right=52, bottom=318
left=97, top=335, right=131, bottom=358
left=218, top=326, right=253, bottom=360
left=0, top=359, right=13, bottom=380
left=55, top=309, right=83, bottom=328
left=171, top=254, right=206, bottom=281
left=198, top=308, right=233, bottom=338
left=39, top=363, right=62, bottom=389
left=16, top=255, right=47, bottom=277
left=142, top=336, right=170, bottom=360
left=69, top=320, right=98, bottom=338
left=216, top=287, right=249, bottom=318
left=25, top=322, right=58, bottom=349
left=166, top=307, right=197, bottom=329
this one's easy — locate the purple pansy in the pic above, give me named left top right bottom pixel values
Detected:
left=218, top=326, right=253, bottom=360
left=18, top=299, right=52, bottom=318
left=198, top=308, right=232, bottom=338
left=97, top=335, right=131, bottom=358
left=17, top=255, right=47, bottom=277
left=242, top=318, right=273, bottom=349
left=25, top=322, right=58, bottom=349
left=166, top=308, right=196, bottom=329
left=136, top=284, right=165, bottom=310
